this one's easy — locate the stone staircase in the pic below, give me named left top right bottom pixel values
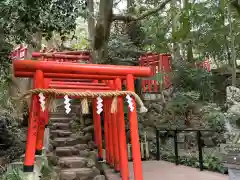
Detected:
left=48, top=104, right=104, bottom=180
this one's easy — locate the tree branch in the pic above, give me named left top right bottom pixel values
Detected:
left=112, top=0, right=171, bottom=22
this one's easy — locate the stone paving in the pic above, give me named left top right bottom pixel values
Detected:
left=104, top=160, right=228, bottom=180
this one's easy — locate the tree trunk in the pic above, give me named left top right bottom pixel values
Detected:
left=228, top=4, right=237, bottom=86
left=187, top=40, right=193, bottom=62
left=171, top=0, right=181, bottom=62
left=183, top=0, right=193, bottom=63
left=93, top=0, right=114, bottom=63
left=87, top=0, right=96, bottom=63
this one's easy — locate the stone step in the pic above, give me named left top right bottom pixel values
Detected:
left=50, top=115, right=75, bottom=119
left=51, top=123, right=70, bottom=130
left=60, top=168, right=100, bottom=180
left=50, top=117, right=72, bottom=123
left=56, top=144, right=88, bottom=157
left=51, top=130, right=72, bottom=138
left=58, top=156, right=87, bottom=168
left=53, top=137, right=87, bottom=147
left=50, top=114, right=75, bottom=117
left=50, top=112, right=76, bottom=115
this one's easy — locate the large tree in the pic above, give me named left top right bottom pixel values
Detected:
left=89, top=0, right=171, bottom=63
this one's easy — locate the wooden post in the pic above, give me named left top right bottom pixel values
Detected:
left=115, top=77, right=129, bottom=179
left=23, top=70, right=44, bottom=172
left=92, top=97, right=103, bottom=160
left=35, top=77, right=49, bottom=155
left=108, top=80, right=120, bottom=172
left=126, top=74, right=143, bottom=180
left=107, top=98, right=114, bottom=167
left=103, top=98, right=109, bottom=164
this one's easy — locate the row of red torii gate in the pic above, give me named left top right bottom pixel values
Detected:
left=10, top=45, right=210, bottom=180
left=11, top=47, right=172, bottom=180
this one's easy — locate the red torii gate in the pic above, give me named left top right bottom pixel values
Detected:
left=13, top=60, right=152, bottom=180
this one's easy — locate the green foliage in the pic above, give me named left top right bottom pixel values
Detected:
left=165, top=91, right=200, bottom=115
left=141, top=13, right=170, bottom=53
left=173, top=64, right=214, bottom=100
left=0, top=78, right=12, bottom=108
left=72, top=37, right=89, bottom=50
left=202, top=103, right=226, bottom=132
left=40, top=156, right=55, bottom=180
left=139, top=0, right=240, bottom=65
left=0, top=156, right=55, bottom=180
left=1, top=168, right=26, bottom=180
left=0, top=0, right=84, bottom=42
left=159, top=148, right=226, bottom=173
left=203, top=154, right=226, bottom=173
left=108, top=34, right=141, bottom=65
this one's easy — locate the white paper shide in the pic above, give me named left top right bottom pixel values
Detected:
left=64, top=95, right=71, bottom=114
left=38, top=93, right=46, bottom=112
left=96, top=96, right=103, bottom=114
left=126, top=95, right=134, bottom=112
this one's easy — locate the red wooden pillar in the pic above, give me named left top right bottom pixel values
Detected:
left=23, top=70, right=44, bottom=172
left=92, top=81, right=103, bottom=160
left=115, top=78, right=129, bottom=180
left=108, top=80, right=120, bottom=172
left=112, top=111, right=120, bottom=172
left=43, top=78, right=51, bottom=127
left=35, top=108, right=46, bottom=154
left=103, top=98, right=109, bottom=163
left=107, top=97, right=114, bottom=167
left=126, top=74, right=143, bottom=180
left=36, top=78, right=50, bottom=155
left=92, top=80, right=98, bottom=146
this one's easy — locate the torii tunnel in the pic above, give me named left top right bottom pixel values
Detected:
left=13, top=59, right=152, bottom=180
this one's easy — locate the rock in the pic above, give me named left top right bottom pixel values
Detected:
left=83, top=133, right=93, bottom=141
left=53, top=137, right=87, bottom=147
left=76, top=171, right=100, bottom=180
left=51, top=130, right=72, bottom=138
left=74, top=144, right=88, bottom=150
left=88, top=141, right=97, bottom=150
left=60, top=169, right=77, bottom=180
left=58, top=157, right=87, bottom=168
left=50, top=117, right=72, bottom=123
left=53, top=166, right=61, bottom=174
left=0, top=157, right=6, bottom=166
left=52, top=123, right=70, bottom=130
left=186, top=133, right=196, bottom=145
left=60, top=168, right=100, bottom=180
left=202, top=137, right=215, bottom=147
left=79, top=150, right=91, bottom=157
left=47, top=152, right=59, bottom=166
left=83, top=125, right=94, bottom=133
left=85, top=118, right=93, bottom=126
left=149, top=102, right=164, bottom=114
left=226, top=86, right=240, bottom=104
left=88, top=151, right=98, bottom=162
left=93, top=175, right=106, bottom=180
left=201, top=131, right=214, bottom=137
left=71, top=131, right=85, bottom=137
left=56, top=146, right=79, bottom=157
left=86, top=158, right=96, bottom=168
left=225, top=86, right=240, bottom=141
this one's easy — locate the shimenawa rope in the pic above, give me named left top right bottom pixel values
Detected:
left=18, top=89, right=148, bottom=114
